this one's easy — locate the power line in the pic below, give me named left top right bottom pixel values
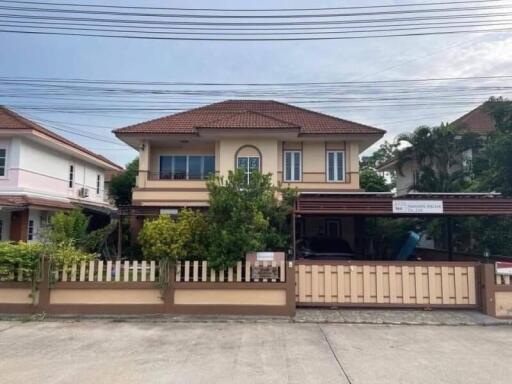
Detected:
left=0, top=0, right=506, bottom=12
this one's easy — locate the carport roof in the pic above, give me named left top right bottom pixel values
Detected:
left=295, top=192, right=512, bottom=216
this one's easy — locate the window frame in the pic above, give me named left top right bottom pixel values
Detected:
left=159, top=154, right=215, bottom=180
left=27, top=219, right=34, bottom=241
left=96, top=174, right=101, bottom=194
left=283, top=150, right=302, bottom=182
left=237, top=155, right=260, bottom=184
left=326, top=150, right=346, bottom=182
left=68, top=164, right=74, bottom=188
left=0, top=147, right=7, bottom=178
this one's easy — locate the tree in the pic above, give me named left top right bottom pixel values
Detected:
left=360, top=167, right=392, bottom=192
left=472, top=98, right=512, bottom=196
left=360, top=141, right=396, bottom=169
left=395, top=124, right=480, bottom=192
left=109, top=158, right=138, bottom=206
left=206, top=169, right=295, bottom=269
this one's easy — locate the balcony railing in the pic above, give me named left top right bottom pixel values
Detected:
left=147, top=172, right=210, bottom=181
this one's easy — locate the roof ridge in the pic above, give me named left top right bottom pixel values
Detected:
left=195, top=108, right=299, bottom=128
left=0, top=106, right=122, bottom=170
left=269, top=100, right=386, bottom=134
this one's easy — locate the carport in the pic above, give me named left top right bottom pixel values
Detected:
left=292, top=192, right=512, bottom=261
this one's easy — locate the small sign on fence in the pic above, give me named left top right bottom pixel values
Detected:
left=251, top=265, right=280, bottom=281
left=496, top=262, right=512, bottom=276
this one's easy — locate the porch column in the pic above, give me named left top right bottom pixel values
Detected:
left=447, top=217, right=453, bottom=261
left=137, top=140, right=151, bottom=188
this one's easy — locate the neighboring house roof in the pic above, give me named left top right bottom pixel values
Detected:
left=0, top=195, right=74, bottom=210
left=114, top=100, right=385, bottom=136
left=451, top=103, right=496, bottom=135
left=0, top=106, right=123, bottom=171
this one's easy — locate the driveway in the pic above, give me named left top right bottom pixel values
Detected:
left=0, top=319, right=511, bottom=384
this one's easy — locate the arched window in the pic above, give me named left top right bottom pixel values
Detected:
left=235, top=145, right=261, bottom=183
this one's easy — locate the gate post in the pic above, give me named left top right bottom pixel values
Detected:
left=479, top=263, right=496, bottom=317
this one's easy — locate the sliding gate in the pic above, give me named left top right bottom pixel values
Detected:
left=295, top=261, right=479, bottom=308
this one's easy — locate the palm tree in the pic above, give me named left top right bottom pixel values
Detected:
left=395, top=124, right=480, bottom=192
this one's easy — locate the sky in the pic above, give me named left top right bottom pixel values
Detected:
left=1, top=0, right=512, bottom=167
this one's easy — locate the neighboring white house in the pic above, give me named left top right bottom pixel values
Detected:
left=377, top=103, right=496, bottom=196
left=0, top=106, right=123, bottom=242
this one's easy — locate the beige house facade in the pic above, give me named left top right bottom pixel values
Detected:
left=114, top=100, right=385, bottom=210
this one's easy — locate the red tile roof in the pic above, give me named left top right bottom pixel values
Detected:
left=114, top=100, right=385, bottom=136
left=0, top=106, right=122, bottom=170
left=452, top=104, right=496, bottom=135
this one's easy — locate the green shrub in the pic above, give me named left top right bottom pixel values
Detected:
left=0, top=242, right=44, bottom=281
left=138, top=209, right=209, bottom=263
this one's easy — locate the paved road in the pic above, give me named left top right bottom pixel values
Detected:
left=0, top=320, right=511, bottom=384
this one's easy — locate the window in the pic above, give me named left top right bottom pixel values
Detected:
left=159, top=155, right=215, bottom=180
left=0, top=148, right=6, bottom=177
left=284, top=151, right=301, bottom=182
left=68, top=165, right=74, bottom=188
left=96, top=174, right=101, bottom=194
left=237, top=156, right=260, bottom=184
left=27, top=220, right=34, bottom=241
left=326, top=151, right=345, bottom=182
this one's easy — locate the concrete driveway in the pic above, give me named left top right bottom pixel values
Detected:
left=0, top=319, right=511, bottom=384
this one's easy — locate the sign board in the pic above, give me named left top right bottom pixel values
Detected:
left=160, top=208, right=178, bottom=216
left=251, top=265, right=280, bottom=280
left=392, top=200, right=443, bottom=214
left=256, top=252, right=275, bottom=261
left=496, top=262, right=512, bottom=276
left=245, top=252, right=285, bottom=263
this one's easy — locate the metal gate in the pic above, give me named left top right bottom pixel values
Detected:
left=295, top=261, right=479, bottom=308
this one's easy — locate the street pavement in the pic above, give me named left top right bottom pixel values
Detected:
left=0, top=319, right=511, bottom=384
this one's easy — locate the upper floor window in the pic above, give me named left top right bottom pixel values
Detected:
left=326, top=151, right=345, bottom=182
left=284, top=151, right=301, bottom=182
left=27, top=219, right=34, bottom=241
left=96, top=174, right=101, bottom=194
left=159, top=155, right=215, bottom=180
left=0, top=148, right=6, bottom=176
left=68, top=164, right=74, bottom=188
left=237, top=156, right=260, bottom=184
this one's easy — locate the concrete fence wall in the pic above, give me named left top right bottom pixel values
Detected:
left=0, top=260, right=296, bottom=316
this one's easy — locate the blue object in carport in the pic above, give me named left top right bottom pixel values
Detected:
left=395, top=231, right=420, bottom=260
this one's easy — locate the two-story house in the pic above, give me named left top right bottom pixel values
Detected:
left=114, top=100, right=385, bottom=248
left=0, top=107, right=123, bottom=242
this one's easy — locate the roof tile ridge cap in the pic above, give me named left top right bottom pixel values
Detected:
left=113, top=100, right=229, bottom=133
left=271, top=100, right=386, bottom=133
left=1, top=106, right=122, bottom=170
left=194, top=109, right=250, bottom=127
left=243, top=109, right=300, bottom=127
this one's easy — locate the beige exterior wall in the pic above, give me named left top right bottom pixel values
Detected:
left=50, top=289, right=163, bottom=305
left=135, top=138, right=362, bottom=206
left=495, top=291, right=512, bottom=317
left=0, top=288, right=34, bottom=304
left=174, top=288, right=287, bottom=306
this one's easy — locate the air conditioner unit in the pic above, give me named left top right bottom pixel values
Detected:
left=78, top=188, right=89, bottom=198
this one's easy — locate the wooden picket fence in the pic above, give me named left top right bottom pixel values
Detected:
left=0, top=268, right=31, bottom=282
left=496, top=274, right=511, bottom=285
left=54, top=260, right=158, bottom=283
left=295, top=261, right=478, bottom=307
left=175, top=260, right=286, bottom=283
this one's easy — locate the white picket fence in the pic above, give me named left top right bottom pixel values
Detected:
left=175, top=260, right=286, bottom=283
left=55, top=260, right=158, bottom=283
